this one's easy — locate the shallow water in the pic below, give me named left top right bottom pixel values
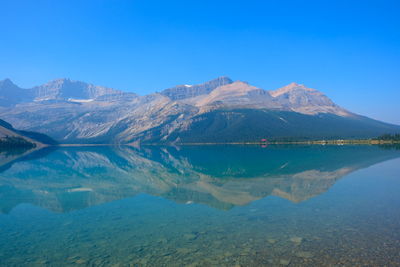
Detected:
left=1, top=145, right=400, bottom=266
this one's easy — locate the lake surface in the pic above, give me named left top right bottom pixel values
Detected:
left=1, top=145, right=400, bottom=266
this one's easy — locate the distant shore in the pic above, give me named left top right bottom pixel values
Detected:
left=42, top=139, right=400, bottom=147
left=170, top=139, right=400, bottom=146
left=57, top=143, right=116, bottom=147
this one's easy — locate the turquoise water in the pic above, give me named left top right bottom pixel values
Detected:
left=1, top=145, right=400, bottom=266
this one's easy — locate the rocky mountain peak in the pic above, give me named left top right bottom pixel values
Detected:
left=0, top=78, right=34, bottom=106
left=268, top=82, right=351, bottom=116
left=270, top=82, right=315, bottom=97
left=0, top=78, right=14, bottom=87
left=287, top=82, right=303, bottom=88
left=161, top=76, right=234, bottom=100
left=212, top=80, right=254, bottom=92
left=39, top=78, right=86, bottom=89
left=51, top=78, right=70, bottom=82
left=214, top=76, right=233, bottom=84
left=33, top=78, right=121, bottom=101
left=0, top=79, right=22, bottom=91
left=194, top=80, right=275, bottom=108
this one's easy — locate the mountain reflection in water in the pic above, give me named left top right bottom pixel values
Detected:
left=1, top=144, right=400, bottom=213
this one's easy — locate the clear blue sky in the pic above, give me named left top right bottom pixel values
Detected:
left=1, top=0, right=399, bottom=124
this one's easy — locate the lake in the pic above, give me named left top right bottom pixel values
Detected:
left=1, top=145, right=400, bottom=266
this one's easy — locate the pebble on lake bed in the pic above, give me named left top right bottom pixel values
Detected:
left=183, top=233, right=197, bottom=240
left=290, top=237, right=303, bottom=244
left=74, top=259, right=87, bottom=264
left=279, top=259, right=291, bottom=265
left=176, top=247, right=192, bottom=254
left=296, top=251, right=313, bottom=258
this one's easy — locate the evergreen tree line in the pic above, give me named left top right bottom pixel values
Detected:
left=375, top=133, right=400, bottom=141
left=0, top=136, right=36, bottom=149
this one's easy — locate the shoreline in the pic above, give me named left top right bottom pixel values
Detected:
left=51, top=139, right=400, bottom=147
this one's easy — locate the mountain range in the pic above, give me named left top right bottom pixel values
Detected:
left=0, top=77, right=399, bottom=144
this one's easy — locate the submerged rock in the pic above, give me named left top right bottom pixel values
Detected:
left=296, top=251, right=313, bottom=258
left=176, top=247, right=192, bottom=254
left=74, top=259, right=87, bottom=264
left=279, top=259, right=291, bottom=265
left=290, top=237, right=303, bottom=244
left=183, top=233, right=197, bottom=240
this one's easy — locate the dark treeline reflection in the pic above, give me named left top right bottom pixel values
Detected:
left=1, top=144, right=400, bottom=213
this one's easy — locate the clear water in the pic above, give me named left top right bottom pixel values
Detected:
left=1, top=145, right=400, bottom=266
